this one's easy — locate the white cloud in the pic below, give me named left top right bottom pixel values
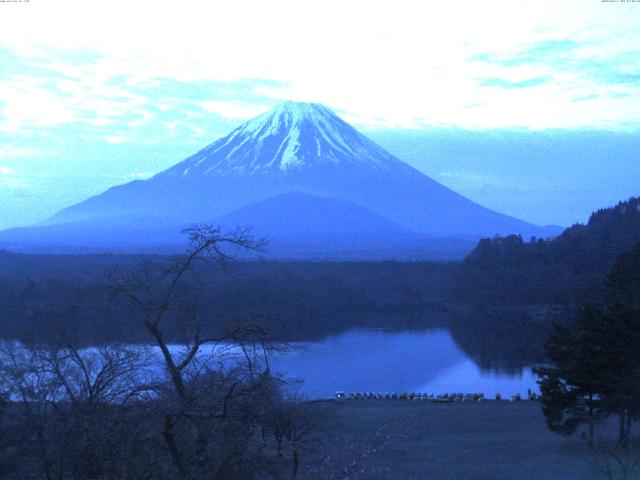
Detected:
left=0, top=78, right=76, bottom=132
left=131, top=171, right=153, bottom=179
left=89, top=118, right=112, bottom=126
left=200, top=101, right=269, bottom=119
left=0, top=145, right=42, bottom=159
left=0, top=0, right=638, bottom=129
left=0, top=167, right=26, bottom=189
left=104, top=135, right=127, bottom=144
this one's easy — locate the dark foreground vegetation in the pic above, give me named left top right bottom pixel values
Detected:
left=0, top=227, right=336, bottom=480
left=0, top=197, right=639, bottom=479
left=455, top=196, right=640, bottom=305
left=0, top=339, right=338, bottom=480
left=317, top=399, right=639, bottom=480
left=537, top=242, right=640, bottom=449
left=1, top=198, right=639, bottom=361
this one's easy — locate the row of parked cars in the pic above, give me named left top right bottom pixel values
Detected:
left=335, top=391, right=486, bottom=401
left=335, top=391, right=540, bottom=401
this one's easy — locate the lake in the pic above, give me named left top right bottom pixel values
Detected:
left=0, top=326, right=540, bottom=401
left=269, top=328, right=539, bottom=399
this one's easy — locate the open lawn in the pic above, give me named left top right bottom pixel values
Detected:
left=308, top=400, right=633, bottom=480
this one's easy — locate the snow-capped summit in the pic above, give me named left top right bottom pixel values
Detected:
left=1, top=100, right=560, bottom=255
left=159, top=101, right=411, bottom=177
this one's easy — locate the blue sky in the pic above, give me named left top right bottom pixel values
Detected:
left=0, top=0, right=639, bottom=230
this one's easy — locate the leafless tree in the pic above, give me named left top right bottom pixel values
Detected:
left=263, top=393, right=331, bottom=480
left=0, top=225, right=332, bottom=479
left=588, top=440, right=640, bottom=480
left=108, top=225, right=289, bottom=479
left=0, top=339, right=153, bottom=480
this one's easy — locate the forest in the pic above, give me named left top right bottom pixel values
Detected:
left=1, top=197, right=639, bottom=359
left=0, top=198, right=639, bottom=478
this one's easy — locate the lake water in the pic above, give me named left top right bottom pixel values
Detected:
left=269, top=328, right=539, bottom=399
left=1, top=327, right=539, bottom=401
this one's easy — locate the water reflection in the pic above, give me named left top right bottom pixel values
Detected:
left=1, top=327, right=541, bottom=401
left=270, top=328, right=539, bottom=399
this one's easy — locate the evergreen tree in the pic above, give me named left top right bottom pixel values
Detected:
left=536, top=305, right=607, bottom=445
left=599, top=244, right=640, bottom=445
left=537, top=243, right=640, bottom=446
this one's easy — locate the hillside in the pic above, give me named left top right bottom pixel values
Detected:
left=0, top=102, right=554, bottom=255
left=455, top=197, right=640, bottom=304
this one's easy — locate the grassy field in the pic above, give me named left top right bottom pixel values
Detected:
left=305, top=399, right=631, bottom=480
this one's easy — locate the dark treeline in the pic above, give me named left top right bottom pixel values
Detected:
left=0, top=255, right=455, bottom=346
left=1, top=198, right=638, bottom=479
left=449, top=197, right=640, bottom=369
left=446, top=305, right=566, bottom=372
left=1, top=197, right=639, bottom=369
left=455, top=197, right=640, bottom=305
left=536, top=242, right=640, bottom=449
left=0, top=227, right=361, bottom=480
left=0, top=252, right=563, bottom=369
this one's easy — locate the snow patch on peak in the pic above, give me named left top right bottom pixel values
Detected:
left=240, top=101, right=338, bottom=137
left=159, top=101, right=415, bottom=178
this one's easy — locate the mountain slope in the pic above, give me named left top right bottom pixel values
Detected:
left=159, top=102, right=411, bottom=176
left=215, top=191, right=415, bottom=241
left=1, top=101, right=556, bottom=254
left=455, top=196, right=640, bottom=304
left=0, top=191, right=477, bottom=259
left=211, top=191, right=478, bottom=258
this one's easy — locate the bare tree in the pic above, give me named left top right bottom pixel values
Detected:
left=263, top=393, right=331, bottom=480
left=0, top=225, right=330, bottom=479
left=0, top=341, right=64, bottom=479
left=588, top=441, right=640, bottom=480
left=109, top=225, right=284, bottom=479
left=0, top=339, right=152, bottom=480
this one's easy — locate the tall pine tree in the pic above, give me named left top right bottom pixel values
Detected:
left=537, top=243, right=640, bottom=446
left=536, top=304, right=607, bottom=445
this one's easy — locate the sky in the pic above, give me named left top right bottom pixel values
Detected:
left=0, top=0, right=639, bottom=230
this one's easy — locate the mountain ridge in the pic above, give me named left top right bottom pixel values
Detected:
left=0, top=101, right=559, bottom=256
left=157, top=101, right=414, bottom=177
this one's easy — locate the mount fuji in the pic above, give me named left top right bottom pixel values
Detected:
left=0, top=101, right=558, bottom=257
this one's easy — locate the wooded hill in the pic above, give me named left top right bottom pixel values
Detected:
left=454, top=197, right=640, bottom=305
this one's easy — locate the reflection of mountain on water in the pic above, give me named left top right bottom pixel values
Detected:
left=284, top=308, right=559, bottom=375
left=275, top=329, right=466, bottom=397
left=270, top=328, right=540, bottom=399
left=418, top=360, right=539, bottom=397
left=444, top=306, right=574, bottom=373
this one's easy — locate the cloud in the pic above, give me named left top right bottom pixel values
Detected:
left=571, top=94, right=599, bottom=103
left=130, top=171, right=153, bottom=179
left=0, top=48, right=158, bottom=134
left=0, top=167, right=26, bottom=189
left=469, top=39, right=580, bottom=68
left=89, top=118, right=112, bottom=126
left=0, top=1, right=639, bottom=131
left=469, top=36, right=640, bottom=110
left=104, top=135, right=127, bottom=144
left=0, top=145, right=42, bottom=159
left=0, top=78, right=76, bottom=132
left=611, top=92, right=631, bottom=99
left=200, top=100, right=269, bottom=119
left=439, top=171, right=503, bottom=189
left=478, top=76, right=550, bottom=89
left=601, top=70, right=640, bottom=85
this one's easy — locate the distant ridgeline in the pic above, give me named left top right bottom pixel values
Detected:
left=0, top=197, right=639, bottom=366
left=455, top=197, right=640, bottom=305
